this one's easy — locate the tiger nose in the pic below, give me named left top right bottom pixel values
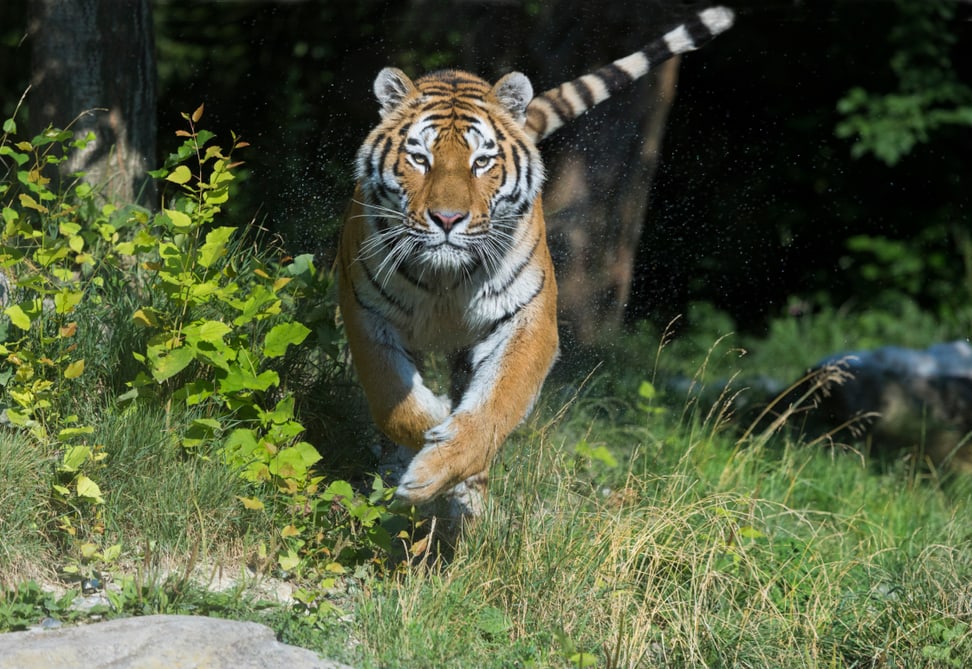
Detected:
left=428, top=209, right=467, bottom=232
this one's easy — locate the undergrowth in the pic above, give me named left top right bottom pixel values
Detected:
left=0, top=106, right=401, bottom=604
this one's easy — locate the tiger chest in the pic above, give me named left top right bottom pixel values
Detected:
left=396, top=284, right=490, bottom=354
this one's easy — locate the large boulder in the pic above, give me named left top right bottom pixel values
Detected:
left=797, top=341, right=972, bottom=470
left=0, top=614, right=356, bottom=669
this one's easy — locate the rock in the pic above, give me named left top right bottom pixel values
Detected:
left=0, top=614, right=356, bottom=669
left=793, top=340, right=972, bottom=470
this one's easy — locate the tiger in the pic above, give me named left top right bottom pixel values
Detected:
left=337, top=6, right=735, bottom=514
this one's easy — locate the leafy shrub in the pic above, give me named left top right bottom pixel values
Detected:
left=0, top=105, right=403, bottom=601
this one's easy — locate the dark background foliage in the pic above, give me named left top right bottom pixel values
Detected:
left=1, top=0, right=970, bottom=337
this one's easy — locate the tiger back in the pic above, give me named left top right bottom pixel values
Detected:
left=337, top=6, right=735, bottom=512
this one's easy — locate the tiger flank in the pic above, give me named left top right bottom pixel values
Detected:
left=337, top=6, right=735, bottom=518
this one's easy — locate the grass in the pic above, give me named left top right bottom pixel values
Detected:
left=324, top=386, right=972, bottom=668
left=3, top=305, right=972, bottom=667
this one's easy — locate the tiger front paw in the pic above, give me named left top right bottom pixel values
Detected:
left=396, top=442, right=458, bottom=505
left=395, top=418, right=469, bottom=505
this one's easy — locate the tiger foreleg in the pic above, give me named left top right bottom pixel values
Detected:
left=397, top=300, right=558, bottom=505
left=341, top=307, right=451, bottom=453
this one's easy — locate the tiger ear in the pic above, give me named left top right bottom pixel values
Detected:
left=374, top=67, right=416, bottom=118
left=491, top=72, right=534, bottom=125
left=493, top=72, right=533, bottom=124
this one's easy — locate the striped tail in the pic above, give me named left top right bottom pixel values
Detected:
left=524, top=5, right=735, bottom=143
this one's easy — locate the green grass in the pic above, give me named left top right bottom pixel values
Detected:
left=0, top=431, right=53, bottom=588
left=1, top=328, right=970, bottom=667
left=3, top=311, right=972, bottom=667
left=317, top=385, right=972, bottom=668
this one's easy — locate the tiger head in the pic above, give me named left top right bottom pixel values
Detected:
left=355, top=68, right=545, bottom=274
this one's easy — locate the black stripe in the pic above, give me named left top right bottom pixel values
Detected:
left=489, top=272, right=545, bottom=333
left=643, top=39, right=673, bottom=65
left=349, top=286, right=417, bottom=373
left=470, top=272, right=547, bottom=377
left=449, top=347, right=473, bottom=404
left=525, top=107, right=548, bottom=140
left=515, top=138, right=536, bottom=192
left=419, top=112, right=454, bottom=123
left=685, top=16, right=715, bottom=46
left=590, top=62, right=635, bottom=98
left=373, top=180, right=394, bottom=203
left=571, top=81, right=595, bottom=111
left=377, top=135, right=394, bottom=173
left=484, top=233, right=542, bottom=296
left=547, top=90, right=575, bottom=123
left=360, top=259, right=414, bottom=318
left=397, top=261, right=432, bottom=292
left=457, top=113, right=485, bottom=125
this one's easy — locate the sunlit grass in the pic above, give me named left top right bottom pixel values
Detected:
left=0, top=431, right=54, bottom=589
left=3, top=306, right=971, bottom=667
left=333, top=352, right=972, bottom=668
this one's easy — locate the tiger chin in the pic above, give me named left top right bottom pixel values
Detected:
left=336, top=6, right=735, bottom=517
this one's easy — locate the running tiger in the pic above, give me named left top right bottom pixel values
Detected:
left=337, top=6, right=735, bottom=511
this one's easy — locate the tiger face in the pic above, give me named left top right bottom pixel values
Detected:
left=355, top=68, right=544, bottom=276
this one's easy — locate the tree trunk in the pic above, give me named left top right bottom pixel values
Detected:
left=514, top=1, right=682, bottom=347
left=543, top=60, right=679, bottom=346
left=28, top=0, right=157, bottom=208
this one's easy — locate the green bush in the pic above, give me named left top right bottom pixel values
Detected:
left=0, top=105, right=402, bottom=602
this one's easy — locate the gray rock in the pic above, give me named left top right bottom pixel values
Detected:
left=796, top=341, right=972, bottom=470
left=0, top=614, right=356, bottom=669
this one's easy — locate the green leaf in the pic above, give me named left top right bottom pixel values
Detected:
left=76, top=475, right=104, bottom=503
left=63, top=359, right=85, bottom=379
left=568, top=652, right=598, bottom=668
left=2, top=118, right=16, bottom=133
left=166, top=164, right=193, bottom=185
left=191, top=319, right=232, bottom=343
left=262, top=322, right=311, bottom=358
left=103, top=544, right=122, bottom=562
left=58, top=426, right=95, bottom=440
left=475, top=606, right=513, bottom=638
left=18, top=193, right=48, bottom=213
left=638, top=381, right=657, bottom=401
left=149, top=345, right=196, bottom=383
left=197, top=226, right=236, bottom=268
left=164, top=208, right=193, bottom=229
left=60, top=445, right=92, bottom=473
left=223, top=428, right=259, bottom=461
left=238, top=496, right=265, bottom=510
left=323, top=479, right=354, bottom=502
left=178, top=379, right=215, bottom=406
left=217, top=365, right=278, bottom=393
left=278, top=550, right=300, bottom=572
left=54, top=289, right=83, bottom=315
left=0, top=145, right=29, bottom=166
left=192, top=417, right=222, bottom=432
left=132, top=308, right=160, bottom=328
left=5, top=304, right=31, bottom=330
left=2, top=206, right=18, bottom=226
